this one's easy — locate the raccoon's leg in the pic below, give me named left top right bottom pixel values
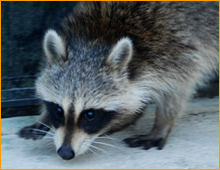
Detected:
left=18, top=111, right=52, bottom=140
left=124, top=93, right=186, bottom=150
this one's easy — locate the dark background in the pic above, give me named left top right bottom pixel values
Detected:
left=2, top=2, right=78, bottom=117
left=1, top=2, right=218, bottom=118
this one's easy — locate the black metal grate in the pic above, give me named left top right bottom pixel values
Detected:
left=1, top=2, right=78, bottom=118
left=1, top=75, right=39, bottom=107
left=1, top=75, right=40, bottom=118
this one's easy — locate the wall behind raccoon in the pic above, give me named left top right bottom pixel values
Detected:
left=1, top=2, right=78, bottom=117
left=1, top=2, right=218, bottom=118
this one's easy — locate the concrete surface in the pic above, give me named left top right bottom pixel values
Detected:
left=1, top=97, right=219, bottom=169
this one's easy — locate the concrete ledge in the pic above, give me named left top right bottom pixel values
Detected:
left=1, top=97, right=219, bottom=169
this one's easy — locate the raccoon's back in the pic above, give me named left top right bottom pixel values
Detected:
left=61, top=2, right=217, bottom=55
left=60, top=2, right=218, bottom=78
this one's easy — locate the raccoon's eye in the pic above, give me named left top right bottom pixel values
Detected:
left=56, top=106, right=64, bottom=115
left=44, top=101, right=65, bottom=128
left=78, top=109, right=116, bottom=134
left=54, top=105, right=64, bottom=122
left=84, top=110, right=96, bottom=121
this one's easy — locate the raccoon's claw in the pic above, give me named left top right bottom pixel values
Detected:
left=123, top=135, right=166, bottom=150
left=18, top=124, right=49, bottom=140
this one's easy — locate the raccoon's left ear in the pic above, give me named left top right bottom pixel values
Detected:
left=107, top=37, right=133, bottom=73
left=43, top=29, right=66, bottom=64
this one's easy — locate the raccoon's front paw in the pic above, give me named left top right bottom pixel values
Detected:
left=123, top=135, right=166, bottom=150
left=18, top=123, right=50, bottom=140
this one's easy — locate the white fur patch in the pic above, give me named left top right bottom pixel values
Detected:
left=62, top=96, right=72, bottom=116
left=74, top=97, right=85, bottom=121
left=54, top=127, right=65, bottom=151
left=103, top=83, right=150, bottom=113
left=35, top=82, right=63, bottom=106
left=107, top=37, right=133, bottom=71
left=43, top=29, right=66, bottom=63
left=71, top=129, right=98, bottom=156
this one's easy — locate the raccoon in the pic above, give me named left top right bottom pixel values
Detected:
left=19, top=2, right=219, bottom=160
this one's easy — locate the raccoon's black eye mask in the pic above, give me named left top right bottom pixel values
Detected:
left=44, top=101, right=65, bottom=128
left=78, top=109, right=116, bottom=134
left=43, top=100, right=116, bottom=133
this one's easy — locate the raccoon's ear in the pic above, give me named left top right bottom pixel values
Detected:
left=107, top=37, right=133, bottom=73
left=43, top=29, right=66, bottom=64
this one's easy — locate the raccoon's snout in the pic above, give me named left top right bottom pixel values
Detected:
left=57, top=145, right=75, bottom=160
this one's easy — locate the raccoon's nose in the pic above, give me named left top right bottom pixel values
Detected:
left=57, top=145, right=75, bottom=160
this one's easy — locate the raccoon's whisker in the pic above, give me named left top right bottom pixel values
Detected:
left=96, top=136, right=120, bottom=146
left=42, top=136, right=55, bottom=139
left=37, top=121, right=56, bottom=132
left=88, top=147, right=99, bottom=156
left=45, top=143, right=56, bottom=149
left=97, top=135, right=120, bottom=142
left=89, top=144, right=108, bottom=154
left=105, top=134, right=119, bottom=140
left=31, top=128, right=54, bottom=136
left=92, top=141, right=123, bottom=151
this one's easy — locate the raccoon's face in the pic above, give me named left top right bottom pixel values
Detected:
left=36, top=30, right=145, bottom=160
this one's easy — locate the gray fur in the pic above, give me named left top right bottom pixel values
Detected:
left=19, top=2, right=219, bottom=160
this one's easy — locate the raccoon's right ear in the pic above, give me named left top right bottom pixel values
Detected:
left=43, top=29, right=66, bottom=64
left=107, top=37, right=133, bottom=73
